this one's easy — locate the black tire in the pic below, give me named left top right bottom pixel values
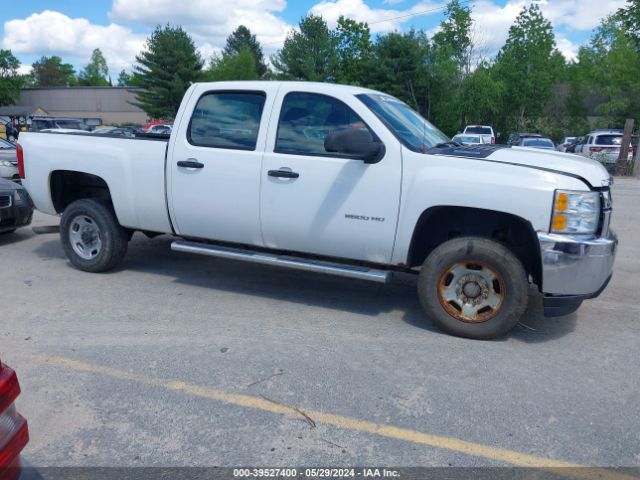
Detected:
left=418, top=237, right=528, bottom=340
left=0, top=229, right=16, bottom=235
left=60, top=198, right=128, bottom=272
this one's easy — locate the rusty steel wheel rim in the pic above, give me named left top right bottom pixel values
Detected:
left=437, top=260, right=506, bottom=323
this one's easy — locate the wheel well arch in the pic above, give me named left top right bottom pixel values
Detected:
left=50, top=170, right=114, bottom=214
left=407, top=206, right=542, bottom=289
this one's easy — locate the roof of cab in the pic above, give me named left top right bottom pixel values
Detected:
left=193, top=80, right=383, bottom=96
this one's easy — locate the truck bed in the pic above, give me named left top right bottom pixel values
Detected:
left=20, top=131, right=173, bottom=233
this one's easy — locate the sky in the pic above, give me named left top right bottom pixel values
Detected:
left=0, top=0, right=628, bottom=77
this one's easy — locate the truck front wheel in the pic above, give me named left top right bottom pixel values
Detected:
left=60, top=199, right=129, bottom=273
left=418, top=237, right=528, bottom=339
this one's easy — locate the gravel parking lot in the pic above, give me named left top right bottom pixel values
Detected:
left=1, top=179, right=639, bottom=471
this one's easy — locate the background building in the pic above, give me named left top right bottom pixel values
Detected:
left=17, top=87, right=148, bottom=126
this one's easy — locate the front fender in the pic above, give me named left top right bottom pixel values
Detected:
left=391, top=151, right=588, bottom=265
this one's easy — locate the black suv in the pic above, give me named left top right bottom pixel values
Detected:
left=0, top=178, right=33, bottom=234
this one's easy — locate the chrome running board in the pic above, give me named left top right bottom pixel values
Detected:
left=171, top=240, right=391, bottom=284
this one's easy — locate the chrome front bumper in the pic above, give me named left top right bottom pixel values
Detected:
left=537, top=230, right=618, bottom=296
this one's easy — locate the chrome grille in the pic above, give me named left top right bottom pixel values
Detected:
left=0, top=195, right=12, bottom=208
left=600, top=189, right=612, bottom=236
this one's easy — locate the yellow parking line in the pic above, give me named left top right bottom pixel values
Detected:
left=37, top=355, right=637, bottom=480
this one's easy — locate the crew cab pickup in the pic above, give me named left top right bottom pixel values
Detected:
left=18, top=81, right=617, bottom=339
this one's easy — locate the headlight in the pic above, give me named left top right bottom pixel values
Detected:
left=0, top=160, right=13, bottom=167
left=551, top=190, right=600, bottom=234
left=13, top=189, right=28, bottom=205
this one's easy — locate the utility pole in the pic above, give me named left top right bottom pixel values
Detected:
left=616, top=118, right=634, bottom=176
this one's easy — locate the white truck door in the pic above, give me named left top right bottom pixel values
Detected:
left=168, top=86, right=275, bottom=245
left=260, top=90, right=401, bottom=264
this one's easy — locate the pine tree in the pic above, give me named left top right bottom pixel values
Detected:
left=206, top=47, right=259, bottom=81
left=132, top=24, right=203, bottom=118
left=224, top=26, right=267, bottom=77
left=272, top=15, right=338, bottom=81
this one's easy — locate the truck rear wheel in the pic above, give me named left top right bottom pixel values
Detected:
left=60, top=199, right=128, bottom=272
left=418, top=237, right=528, bottom=339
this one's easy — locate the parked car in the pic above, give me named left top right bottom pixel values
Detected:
left=29, top=117, right=89, bottom=132
left=38, top=129, right=91, bottom=134
left=515, top=136, right=556, bottom=150
left=0, top=178, right=33, bottom=234
left=462, top=125, right=495, bottom=144
left=147, top=124, right=172, bottom=135
left=0, top=359, right=30, bottom=479
left=574, top=129, right=633, bottom=164
left=0, top=138, right=18, bottom=182
left=19, top=81, right=616, bottom=340
left=451, top=134, right=486, bottom=145
left=93, top=127, right=137, bottom=137
left=142, top=120, right=169, bottom=132
left=557, top=136, right=577, bottom=152
left=565, top=136, right=584, bottom=153
left=507, top=132, right=542, bottom=146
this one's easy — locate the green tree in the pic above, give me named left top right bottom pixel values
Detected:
left=334, top=16, right=373, bottom=85
left=457, top=64, right=504, bottom=129
left=224, top=25, right=267, bottom=77
left=369, top=30, right=429, bottom=113
left=432, top=0, right=473, bottom=75
left=31, top=55, right=76, bottom=87
left=426, top=0, right=475, bottom=134
left=0, top=49, right=25, bottom=106
left=619, top=0, right=640, bottom=47
left=577, top=14, right=640, bottom=125
left=77, top=48, right=110, bottom=86
left=117, top=70, right=132, bottom=86
left=492, top=4, right=561, bottom=131
left=272, top=15, right=338, bottom=81
left=132, top=24, right=203, bottom=118
left=205, top=46, right=259, bottom=81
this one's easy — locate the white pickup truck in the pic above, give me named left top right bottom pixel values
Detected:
left=18, top=81, right=617, bottom=339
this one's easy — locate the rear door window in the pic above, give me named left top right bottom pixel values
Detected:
left=188, top=91, right=266, bottom=150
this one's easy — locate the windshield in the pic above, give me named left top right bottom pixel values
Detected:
left=453, top=135, right=480, bottom=144
left=0, top=138, right=15, bottom=149
left=523, top=138, right=554, bottom=148
left=357, top=93, right=449, bottom=152
left=465, top=126, right=492, bottom=135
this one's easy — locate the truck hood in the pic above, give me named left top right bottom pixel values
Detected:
left=488, top=147, right=611, bottom=188
left=430, top=145, right=611, bottom=188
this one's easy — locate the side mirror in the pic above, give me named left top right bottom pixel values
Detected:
left=324, top=128, right=384, bottom=164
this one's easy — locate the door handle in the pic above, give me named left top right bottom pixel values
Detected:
left=268, top=169, right=299, bottom=179
left=177, top=159, right=204, bottom=169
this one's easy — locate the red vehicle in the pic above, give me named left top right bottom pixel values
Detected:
left=0, top=360, right=29, bottom=480
left=142, top=120, right=172, bottom=133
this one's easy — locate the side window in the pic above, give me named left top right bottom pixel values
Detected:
left=587, top=136, right=594, bottom=144
left=275, top=92, right=372, bottom=156
left=188, top=91, right=266, bottom=150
